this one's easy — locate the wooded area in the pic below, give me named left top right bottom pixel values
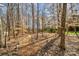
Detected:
left=0, top=3, right=79, bottom=56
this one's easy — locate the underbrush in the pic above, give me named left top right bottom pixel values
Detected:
left=44, top=28, right=57, bottom=33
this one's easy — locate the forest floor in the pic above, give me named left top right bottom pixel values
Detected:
left=35, top=35, right=79, bottom=56
left=0, top=32, right=79, bottom=56
left=0, top=33, right=57, bottom=56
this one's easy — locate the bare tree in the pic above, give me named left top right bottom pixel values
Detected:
left=11, top=4, right=15, bottom=38
left=0, top=16, right=4, bottom=48
left=0, top=7, right=4, bottom=48
left=57, top=3, right=62, bottom=34
left=41, top=8, right=44, bottom=37
left=0, top=15, right=7, bottom=48
left=36, top=3, right=39, bottom=39
left=16, top=3, right=20, bottom=35
left=6, top=3, right=11, bottom=40
left=60, top=3, right=67, bottom=55
left=31, top=3, right=35, bottom=33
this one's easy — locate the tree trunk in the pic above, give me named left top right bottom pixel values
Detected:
left=37, top=3, right=39, bottom=39
left=16, top=3, right=20, bottom=35
left=7, top=3, right=11, bottom=40
left=32, top=3, right=35, bottom=33
left=60, top=3, right=67, bottom=52
left=42, top=10, right=44, bottom=37
left=36, top=3, right=39, bottom=39
left=57, top=3, right=62, bottom=35
left=0, top=16, right=3, bottom=48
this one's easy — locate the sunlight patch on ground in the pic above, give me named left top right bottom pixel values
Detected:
left=65, top=32, right=79, bottom=35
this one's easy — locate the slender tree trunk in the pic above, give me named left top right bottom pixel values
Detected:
left=0, top=29, right=2, bottom=48
left=21, top=4, right=24, bottom=35
left=25, top=4, right=28, bottom=30
left=0, top=16, right=3, bottom=48
left=16, top=3, right=20, bottom=35
left=36, top=3, right=39, bottom=39
left=1, top=16, right=5, bottom=48
left=11, top=4, right=15, bottom=38
left=32, top=3, right=35, bottom=33
left=27, top=13, right=30, bottom=32
left=42, top=10, right=44, bottom=37
left=57, top=3, right=61, bottom=35
left=60, top=3, right=67, bottom=53
left=7, top=3, right=11, bottom=41
left=4, top=25, right=7, bottom=48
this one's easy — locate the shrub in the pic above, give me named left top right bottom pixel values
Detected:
left=44, top=27, right=57, bottom=33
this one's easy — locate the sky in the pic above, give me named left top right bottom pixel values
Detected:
left=0, top=3, right=79, bottom=16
